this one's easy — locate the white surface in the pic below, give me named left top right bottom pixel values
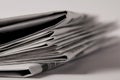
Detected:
left=0, top=0, right=120, bottom=80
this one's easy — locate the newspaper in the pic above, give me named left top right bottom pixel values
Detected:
left=0, top=11, right=118, bottom=77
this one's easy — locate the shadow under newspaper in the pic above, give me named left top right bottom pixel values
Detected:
left=33, top=42, right=120, bottom=78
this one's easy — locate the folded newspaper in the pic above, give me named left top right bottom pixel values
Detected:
left=0, top=11, right=118, bottom=77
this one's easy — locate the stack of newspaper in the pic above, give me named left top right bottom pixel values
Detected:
left=0, top=11, right=118, bottom=77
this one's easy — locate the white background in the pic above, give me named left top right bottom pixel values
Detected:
left=0, top=0, right=120, bottom=80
